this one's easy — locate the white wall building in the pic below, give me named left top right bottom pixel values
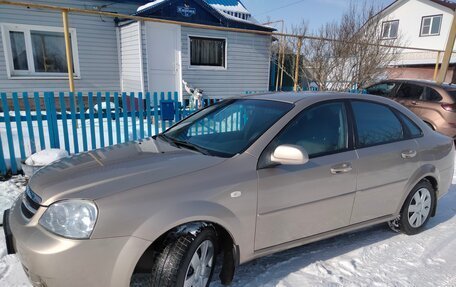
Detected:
left=377, top=0, right=456, bottom=82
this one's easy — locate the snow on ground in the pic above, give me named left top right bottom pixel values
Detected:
left=0, top=118, right=160, bottom=170
left=0, top=176, right=26, bottom=225
left=1, top=165, right=456, bottom=286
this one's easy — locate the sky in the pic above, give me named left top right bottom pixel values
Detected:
left=242, top=0, right=395, bottom=32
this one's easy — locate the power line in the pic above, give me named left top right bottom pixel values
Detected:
left=256, top=0, right=306, bottom=16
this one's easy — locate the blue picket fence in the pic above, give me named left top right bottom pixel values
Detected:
left=0, top=89, right=367, bottom=176
left=0, top=91, right=211, bottom=176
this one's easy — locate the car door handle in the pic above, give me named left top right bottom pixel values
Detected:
left=330, top=163, right=352, bottom=174
left=401, top=150, right=417, bottom=159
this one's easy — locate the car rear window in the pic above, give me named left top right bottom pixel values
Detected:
left=351, top=101, right=404, bottom=148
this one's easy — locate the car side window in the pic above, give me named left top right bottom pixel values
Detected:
left=271, top=102, right=349, bottom=158
left=352, top=101, right=404, bottom=147
left=366, top=82, right=397, bottom=97
left=396, top=83, right=425, bottom=100
left=395, top=111, right=423, bottom=138
left=424, top=88, right=443, bottom=102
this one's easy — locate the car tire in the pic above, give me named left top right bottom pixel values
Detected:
left=150, top=226, right=218, bottom=287
left=392, top=180, right=435, bottom=235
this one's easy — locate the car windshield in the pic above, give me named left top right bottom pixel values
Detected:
left=162, top=99, right=293, bottom=157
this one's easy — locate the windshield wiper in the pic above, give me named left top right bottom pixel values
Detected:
left=171, top=139, right=212, bottom=156
left=156, top=134, right=178, bottom=147
left=157, top=134, right=211, bottom=156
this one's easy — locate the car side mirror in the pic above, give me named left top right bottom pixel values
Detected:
left=270, top=145, right=309, bottom=166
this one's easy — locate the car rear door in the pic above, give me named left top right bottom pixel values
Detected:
left=349, top=100, right=420, bottom=224
left=395, top=83, right=426, bottom=116
left=413, top=87, right=445, bottom=129
left=255, top=101, right=358, bottom=250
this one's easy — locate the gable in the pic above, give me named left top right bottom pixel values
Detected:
left=135, top=0, right=274, bottom=32
left=379, top=0, right=455, bottom=19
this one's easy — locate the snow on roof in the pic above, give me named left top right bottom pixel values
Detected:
left=137, top=0, right=166, bottom=12
left=207, top=1, right=249, bottom=14
left=135, top=0, right=271, bottom=29
left=218, top=10, right=264, bottom=26
left=137, top=0, right=252, bottom=18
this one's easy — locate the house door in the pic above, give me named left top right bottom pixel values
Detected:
left=145, top=22, right=182, bottom=99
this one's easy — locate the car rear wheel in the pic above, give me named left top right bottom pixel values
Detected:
left=388, top=180, right=435, bottom=235
left=150, top=226, right=218, bottom=287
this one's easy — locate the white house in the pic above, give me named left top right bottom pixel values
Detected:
left=120, top=0, right=274, bottom=99
left=376, top=0, right=456, bottom=82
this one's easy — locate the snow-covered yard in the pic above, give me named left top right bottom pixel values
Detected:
left=1, top=168, right=456, bottom=286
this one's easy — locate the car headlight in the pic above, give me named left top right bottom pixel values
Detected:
left=39, top=200, right=98, bottom=239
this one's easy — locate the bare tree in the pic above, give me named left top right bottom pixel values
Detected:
left=290, top=1, right=403, bottom=91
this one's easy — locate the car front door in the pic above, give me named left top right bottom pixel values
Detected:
left=349, top=100, right=420, bottom=224
left=255, top=101, right=358, bottom=250
left=366, top=82, right=399, bottom=98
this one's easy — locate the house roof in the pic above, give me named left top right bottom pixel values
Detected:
left=377, top=0, right=456, bottom=17
left=134, top=0, right=274, bottom=32
left=429, top=0, right=456, bottom=10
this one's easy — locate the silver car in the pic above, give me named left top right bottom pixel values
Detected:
left=4, top=92, right=454, bottom=287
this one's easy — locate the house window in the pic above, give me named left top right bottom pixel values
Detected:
left=190, top=36, right=226, bottom=68
left=381, top=20, right=399, bottom=39
left=2, top=24, right=80, bottom=78
left=421, top=15, right=442, bottom=36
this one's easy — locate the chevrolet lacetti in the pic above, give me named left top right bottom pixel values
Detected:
left=4, top=92, right=454, bottom=287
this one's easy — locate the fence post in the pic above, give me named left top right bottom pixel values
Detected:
left=44, top=92, right=60, bottom=149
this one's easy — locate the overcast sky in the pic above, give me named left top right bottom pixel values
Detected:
left=242, top=0, right=395, bottom=32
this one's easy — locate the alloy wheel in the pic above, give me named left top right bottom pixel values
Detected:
left=184, top=240, right=215, bottom=287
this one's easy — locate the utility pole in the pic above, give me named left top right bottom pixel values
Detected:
left=436, top=10, right=456, bottom=84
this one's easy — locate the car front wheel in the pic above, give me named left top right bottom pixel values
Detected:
left=150, top=226, right=218, bottom=287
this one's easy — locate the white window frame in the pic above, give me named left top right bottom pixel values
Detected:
left=381, top=20, right=399, bottom=39
left=1, top=23, right=81, bottom=79
left=188, top=35, right=228, bottom=71
left=420, top=14, right=442, bottom=37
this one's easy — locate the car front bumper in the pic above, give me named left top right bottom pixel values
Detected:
left=7, top=198, right=151, bottom=287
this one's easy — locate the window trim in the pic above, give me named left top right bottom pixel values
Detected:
left=420, top=14, right=443, bottom=37
left=348, top=99, right=423, bottom=150
left=187, top=34, right=228, bottom=71
left=391, top=108, right=424, bottom=139
left=420, top=87, right=443, bottom=102
left=381, top=20, right=399, bottom=39
left=257, top=100, right=354, bottom=170
left=1, top=23, right=81, bottom=79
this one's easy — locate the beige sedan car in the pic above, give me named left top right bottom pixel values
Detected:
left=4, top=92, right=454, bottom=287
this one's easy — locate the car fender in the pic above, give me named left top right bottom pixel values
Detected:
left=132, top=200, right=242, bottom=246
left=395, top=164, right=439, bottom=215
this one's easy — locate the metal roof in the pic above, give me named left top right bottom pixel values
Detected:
left=204, top=0, right=243, bottom=6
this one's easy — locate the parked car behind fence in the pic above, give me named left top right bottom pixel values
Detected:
left=366, top=79, right=456, bottom=139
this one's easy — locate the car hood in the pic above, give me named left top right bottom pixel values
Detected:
left=28, top=138, right=227, bottom=205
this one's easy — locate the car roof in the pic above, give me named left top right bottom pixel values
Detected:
left=376, top=79, right=456, bottom=91
left=238, top=91, right=376, bottom=104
